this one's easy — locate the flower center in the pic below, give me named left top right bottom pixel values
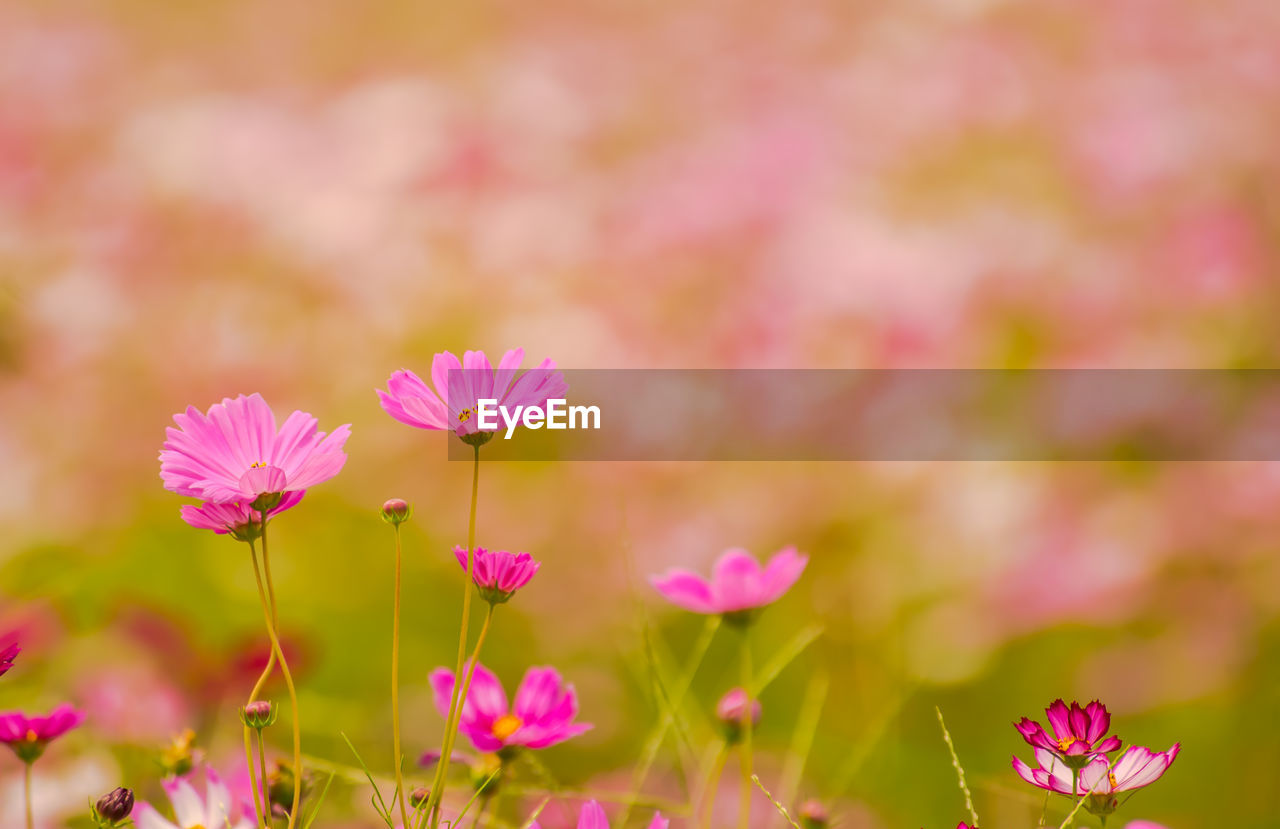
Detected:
left=24, top=729, right=37, bottom=742
left=1057, top=736, right=1079, bottom=752
left=1107, top=772, right=1118, bottom=788
left=250, top=461, right=266, bottom=468
left=491, top=713, right=522, bottom=740
left=458, top=408, right=475, bottom=423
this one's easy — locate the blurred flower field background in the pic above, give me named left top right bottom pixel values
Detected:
left=3, top=0, right=1280, bottom=826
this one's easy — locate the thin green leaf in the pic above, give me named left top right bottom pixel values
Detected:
left=301, top=772, right=336, bottom=829
left=749, top=624, right=823, bottom=696
left=341, top=732, right=393, bottom=826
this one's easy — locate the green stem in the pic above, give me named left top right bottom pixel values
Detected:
left=252, top=519, right=302, bottom=829
left=259, top=730, right=273, bottom=823
left=700, top=744, right=729, bottom=829
left=738, top=631, right=753, bottom=829
left=391, top=525, right=411, bottom=829
left=622, top=616, right=720, bottom=827
left=451, top=605, right=496, bottom=746
left=424, top=444, right=482, bottom=829
left=245, top=528, right=279, bottom=829
left=23, top=763, right=32, bottom=829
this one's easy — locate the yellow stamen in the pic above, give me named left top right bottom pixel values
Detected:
left=1057, top=736, right=1078, bottom=752
left=491, top=713, right=522, bottom=740
left=458, top=408, right=475, bottom=423
left=24, top=729, right=37, bottom=742
left=250, top=461, right=266, bottom=468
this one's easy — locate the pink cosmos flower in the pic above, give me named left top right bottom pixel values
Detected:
left=454, top=546, right=540, bottom=604
left=377, top=348, right=568, bottom=438
left=134, top=767, right=254, bottom=829
left=0, top=643, right=17, bottom=677
left=1124, top=822, right=1170, bottom=829
left=159, top=393, right=350, bottom=503
left=429, top=661, right=592, bottom=753
left=1013, top=744, right=1181, bottom=817
left=1015, top=699, right=1122, bottom=766
left=0, top=703, right=85, bottom=763
left=179, top=492, right=305, bottom=539
left=650, top=547, right=808, bottom=620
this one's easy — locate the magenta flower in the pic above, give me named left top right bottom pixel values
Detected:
left=179, top=492, right=305, bottom=540
left=0, top=703, right=85, bottom=763
left=1013, top=744, right=1181, bottom=817
left=0, top=643, right=17, bottom=678
left=1015, top=699, right=1122, bottom=767
left=454, top=546, right=541, bottom=604
left=159, top=393, right=350, bottom=504
left=377, top=348, right=568, bottom=440
left=429, top=662, right=592, bottom=754
left=134, top=767, right=254, bottom=829
left=650, top=546, right=808, bottom=621
left=715, top=687, right=761, bottom=742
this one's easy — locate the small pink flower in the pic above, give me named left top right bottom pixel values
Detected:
left=0, top=703, right=85, bottom=763
left=179, top=492, right=305, bottom=540
left=160, top=393, right=350, bottom=504
left=134, top=766, right=254, bottom=829
left=1015, top=699, right=1122, bottom=766
left=0, top=642, right=17, bottom=678
left=1013, top=744, right=1181, bottom=817
left=454, top=546, right=540, bottom=604
left=429, top=661, right=592, bottom=753
left=650, top=547, right=808, bottom=620
left=573, top=800, right=668, bottom=829
left=1124, top=822, right=1171, bottom=829
left=377, top=348, right=568, bottom=440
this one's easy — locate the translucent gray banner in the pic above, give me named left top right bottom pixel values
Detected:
left=445, top=369, right=1280, bottom=460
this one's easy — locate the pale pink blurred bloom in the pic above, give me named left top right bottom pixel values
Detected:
left=179, top=491, right=304, bottom=536
left=78, top=667, right=189, bottom=742
left=454, top=546, right=540, bottom=604
left=572, top=800, right=668, bottom=829
left=134, top=766, right=254, bottom=829
left=1124, top=822, right=1170, bottom=829
left=378, top=348, right=567, bottom=437
left=715, top=687, right=761, bottom=727
left=429, top=661, right=591, bottom=753
left=1013, top=743, right=1181, bottom=800
left=159, top=393, right=350, bottom=503
left=650, top=547, right=807, bottom=616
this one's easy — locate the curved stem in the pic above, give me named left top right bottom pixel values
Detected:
left=424, top=444, right=482, bottom=829
left=738, top=631, right=753, bottom=829
left=23, top=763, right=32, bottom=829
left=252, top=520, right=303, bottom=829
left=245, top=531, right=278, bottom=829
left=391, top=525, right=411, bottom=829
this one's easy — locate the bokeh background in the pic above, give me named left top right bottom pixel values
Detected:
left=3, top=0, right=1280, bottom=826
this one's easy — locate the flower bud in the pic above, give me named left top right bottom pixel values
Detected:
left=240, top=700, right=278, bottom=730
left=381, top=498, right=412, bottom=525
left=410, top=787, right=431, bottom=807
left=95, top=787, right=135, bottom=824
left=799, top=799, right=828, bottom=829
left=715, top=687, right=761, bottom=743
